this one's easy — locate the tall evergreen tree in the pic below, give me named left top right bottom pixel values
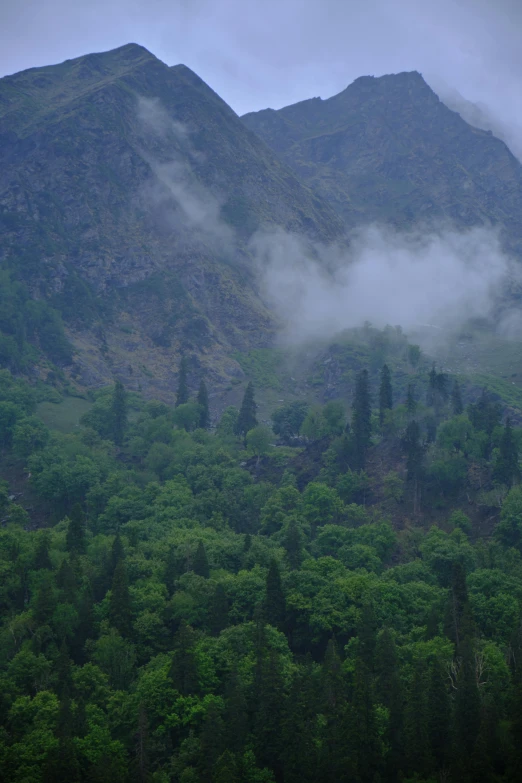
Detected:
left=264, top=558, right=286, bottom=631
left=108, top=559, right=132, bottom=637
left=352, top=369, right=372, bottom=470
left=428, top=656, right=452, bottom=777
left=406, top=382, right=417, bottom=417
left=404, top=658, right=432, bottom=778
left=193, top=541, right=210, bottom=578
left=375, top=628, right=404, bottom=781
left=165, top=544, right=180, bottom=596
left=282, top=660, right=320, bottom=783
left=282, top=518, right=303, bottom=570
left=223, top=668, right=249, bottom=754
left=235, top=382, right=258, bottom=438
left=111, top=380, right=128, bottom=446
left=196, top=379, right=210, bottom=429
left=65, top=503, right=86, bottom=555
left=454, top=636, right=481, bottom=773
left=111, top=532, right=125, bottom=574
left=493, top=417, right=520, bottom=486
left=135, top=702, right=150, bottom=783
left=176, top=355, right=189, bottom=407
left=33, top=531, right=52, bottom=570
left=209, top=583, right=229, bottom=636
left=402, top=420, right=424, bottom=515
left=452, top=379, right=464, bottom=415
left=379, top=364, right=393, bottom=425
left=169, top=621, right=199, bottom=696
left=445, top=562, right=474, bottom=649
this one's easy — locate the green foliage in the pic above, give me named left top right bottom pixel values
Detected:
left=272, top=401, right=308, bottom=443
left=235, top=382, right=258, bottom=438
left=0, top=353, right=521, bottom=782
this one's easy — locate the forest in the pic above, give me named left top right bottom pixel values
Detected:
left=1, top=336, right=522, bottom=783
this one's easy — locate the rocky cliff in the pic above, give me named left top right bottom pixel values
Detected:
left=0, top=44, right=344, bottom=398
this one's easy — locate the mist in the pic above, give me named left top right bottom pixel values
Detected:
left=137, top=96, right=234, bottom=252
left=252, top=224, right=517, bottom=348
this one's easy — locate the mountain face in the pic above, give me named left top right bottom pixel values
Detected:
left=241, top=72, right=522, bottom=254
left=0, top=44, right=344, bottom=398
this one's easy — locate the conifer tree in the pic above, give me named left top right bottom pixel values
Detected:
left=193, top=540, right=210, bottom=578
left=209, top=583, right=229, bottom=636
left=282, top=518, right=303, bottom=570
left=65, top=503, right=86, bottom=554
left=428, top=656, right=452, bottom=777
left=176, top=355, right=189, bottom=407
left=404, top=658, right=432, bottom=777
left=375, top=628, right=404, bottom=780
left=379, top=364, right=393, bottom=425
left=452, top=379, right=464, bottom=415
left=199, top=700, right=226, bottom=782
left=402, top=420, right=424, bottom=514
left=264, top=558, right=286, bottom=631
left=111, top=380, right=128, bottom=446
left=494, top=417, right=520, bottom=487
left=33, top=571, right=56, bottom=626
left=235, top=381, right=258, bottom=438
left=34, top=532, right=52, bottom=570
left=252, top=648, right=285, bottom=779
left=282, top=660, right=320, bottom=783
left=109, top=559, right=132, bottom=637
left=57, top=556, right=80, bottom=603
left=454, top=635, right=481, bottom=772
left=135, top=702, right=150, bottom=783
left=111, top=532, right=124, bottom=574
left=223, top=668, right=249, bottom=754
left=197, top=379, right=210, bottom=429
left=169, top=621, right=199, bottom=696
left=406, top=382, right=417, bottom=417
left=352, top=369, right=372, bottom=470
left=164, top=544, right=180, bottom=596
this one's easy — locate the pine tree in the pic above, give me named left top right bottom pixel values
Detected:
left=352, top=369, right=372, bottom=470
left=282, top=660, right=320, bottom=783
left=493, top=417, right=520, bottom=486
left=445, top=562, right=474, bottom=649
left=209, top=583, right=229, bottom=635
left=213, top=751, right=240, bottom=783
left=199, top=700, right=226, bottom=782
left=427, top=364, right=437, bottom=407
left=169, top=621, right=199, bottom=696
left=223, top=668, right=249, bottom=754
left=404, top=658, right=432, bottom=777
left=235, top=382, right=258, bottom=438
left=176, top=355, right=189, bottom=407
left=108, top=559, right=132, bottom=636
left=406, top=382, right=417, bottom=417
left=252, top=648, right=285, bottom=779
left=135, top=702, right=150, bottom=783
left=65, top=503, right=86, bottom=554
left=57, top=556, right=80, bottom=603
left=165, top=544, right=180, bottom=596
left=282, top=518, right=303, bottom=570
left=379, top=364, right=393, bottom=425
left=111, top=380, right=128, bottom=446
left=454, top=636, right=481, bottom=772
left=197, top=379, right=210, bottom=429
left=33, top=572, right=56, bottom=626
left=264, top=558, right=286, bottom=631
left=193, top=540, right=210, bottom=578
left=401, top=420, right=424, bottom=515
left=375, top=628, right=404, bottom=781
left=428, top=656, right=452, bottom=777
left=34, top=532, right=52, bottom=570
left=111, top=532, right=125, bottom=574
left=452, top=379, right=464, bottom=415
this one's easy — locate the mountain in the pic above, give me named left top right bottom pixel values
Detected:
left=241, top=71, right=522, bottom=255
left=0, top=44, right=344, bottom=399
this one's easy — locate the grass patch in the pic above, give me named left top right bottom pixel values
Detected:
left=232, top=349, right=286, bottom=390
left=37, top=397, right=92, bottom=433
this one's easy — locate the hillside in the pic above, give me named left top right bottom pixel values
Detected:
left=241, top=71, right=522, bottom=257
left=0, top=44, right=344, bottom=399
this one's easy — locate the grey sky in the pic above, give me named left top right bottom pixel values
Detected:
left=2, top=0, right=522, bottom=127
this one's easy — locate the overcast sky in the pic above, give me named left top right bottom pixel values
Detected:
left=2, top=0, right=522, bottom=125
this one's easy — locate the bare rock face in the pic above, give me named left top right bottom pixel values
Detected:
left=242, top=71, right=522, bottom=256
left=0, top=44, right=344, bottom=399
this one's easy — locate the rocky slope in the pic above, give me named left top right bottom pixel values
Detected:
left=241, top=71, right=522, bottom=256
left=0, top=44, right=344, bottom=398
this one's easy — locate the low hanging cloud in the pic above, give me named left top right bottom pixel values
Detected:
left=252, top=223, right=517, bottom=345
left=135, top=95, right=519, bottom=349
left=136, top=96, right=234, bottom=252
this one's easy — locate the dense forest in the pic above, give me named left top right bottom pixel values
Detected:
left=2, top=335, right=522, bottom=783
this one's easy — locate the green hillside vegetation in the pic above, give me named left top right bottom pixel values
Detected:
left=2, top=343, right=522, bottom=782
